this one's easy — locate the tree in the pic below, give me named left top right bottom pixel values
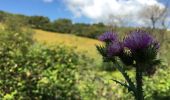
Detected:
left=71, top=23, right=89, bottom=35
left=140, top=4, right=169, bottom=29
left=71, top=23, right=106, bottom=38
left=28, top=16, right=50, bottom=29
left=140, top=3, right=170, bottom=45
left=52, top=18, right=72, bottom=33
left=0, top=11, right=6, bottom=22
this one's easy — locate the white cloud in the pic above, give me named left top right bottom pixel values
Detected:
left=65, top=0, right=165, bottom=26
left=43, top=0, right=54, bottom=3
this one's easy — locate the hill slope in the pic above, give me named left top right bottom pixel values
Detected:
left=34, top=29, right=103, bottom=63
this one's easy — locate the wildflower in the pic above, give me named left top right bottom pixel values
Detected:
left=123, top=30, right=160, bottom=64
left=124, top=30, right=157, bottom=52
left=107, top=42, right=123, bottom=57
left=96, top=30, right=161, bottom=100
left=98, top=31, right=117, bottom=43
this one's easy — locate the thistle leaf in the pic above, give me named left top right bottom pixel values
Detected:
left=114, top=61, right=136, bottom=93
left=112, top=79, right=133, bottom=92
left=96, top=45, right=106, bottom=56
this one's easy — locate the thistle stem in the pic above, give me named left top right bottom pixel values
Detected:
left=135, top=65, right=144, bottom=100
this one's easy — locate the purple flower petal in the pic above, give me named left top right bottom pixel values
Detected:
left=107, top=42, right=123, bottom=57
left=98, top=31, right=117, bottom=42
left=123, top=30, right=158, bottom=52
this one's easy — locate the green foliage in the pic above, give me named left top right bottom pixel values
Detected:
left=4, top=16, right=27, bottom=32
left=28, top=16, right=50, bottom=29
left=51, top=18, right=73, bottom=33
left=0, top=44, right=82, bottom=99
left=0, top=28, right=82, bottom=99
left=0, top=11, right=7, bottom=22
left=0, top=10, right=108, bottom=39
left=144, top=67, right=170, bottom=100
left=71, top=23, right=107, bottom=38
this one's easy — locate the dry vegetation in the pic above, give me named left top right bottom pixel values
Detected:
left=34, top=29, right=103, bottom=63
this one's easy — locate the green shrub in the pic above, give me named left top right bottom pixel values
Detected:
left=0, top=29, right=83, bottom=99
left=0, top=44, right=82, bottom=99
left=144, top=67, right=170, bottom=100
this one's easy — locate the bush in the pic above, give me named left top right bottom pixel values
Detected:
left=144, top=67, right=170, bottom=100
left=0, top=45, right=82, bottom=99
left=0, top=29, right=83, bottom=99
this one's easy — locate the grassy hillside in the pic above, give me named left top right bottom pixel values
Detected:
left=34, top=29, right=170, bottom=64
left=34, top=29, right=103, bottom=63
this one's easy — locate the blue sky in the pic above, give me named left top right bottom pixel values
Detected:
left=0, top=0, right=92, bottom=23
left=0, top=0, right=169, bottom=25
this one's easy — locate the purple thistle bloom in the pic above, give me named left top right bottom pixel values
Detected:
left=124, top=30, right=157, bottom=51
left=107, top=42, right=123, bottom=57
left=98, top=32, right=117, bottom=42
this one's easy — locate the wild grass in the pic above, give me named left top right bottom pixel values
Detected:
left=34, top=29, right=103, bottom=64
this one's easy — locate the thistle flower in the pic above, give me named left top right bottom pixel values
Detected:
left=96, top=30, right=161, bottom=100
left=98, top=31, right=117, bottom=42
left=123, top=30, right=158, bottom=52
left=107, top=42, right=123, bottom=57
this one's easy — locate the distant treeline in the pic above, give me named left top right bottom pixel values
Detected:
left=1, top=10, right=161, bottom=40
left=0, top=10, right=111, bottom=38
left=0, top=10, right=139, bottom=39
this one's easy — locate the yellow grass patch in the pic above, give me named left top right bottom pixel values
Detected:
left=34, top=29, right=103, bottom=63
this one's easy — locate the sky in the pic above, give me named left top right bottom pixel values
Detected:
left=0, top=0, right=93, bottom=23
left=0, top=0, right=169, bottom=27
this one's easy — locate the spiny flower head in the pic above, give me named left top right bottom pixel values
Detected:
left=98, top=31, right=117, bottom=43
left=107, top=42, right=123, bottom=57
left=123, top=30, right=158, bottom=52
